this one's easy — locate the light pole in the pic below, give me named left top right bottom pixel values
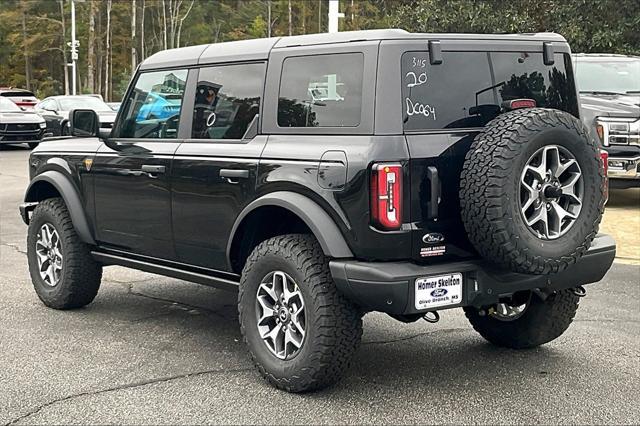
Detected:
left=67, top=0, right=82, bottom=95
left=328, top=0, right=344, bottom=33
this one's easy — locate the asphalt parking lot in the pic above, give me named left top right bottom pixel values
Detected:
left=1, top=145, right=639, bottom=425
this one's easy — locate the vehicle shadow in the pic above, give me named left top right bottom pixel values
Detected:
left=88, top=281, right=572, bottom=395
left=0, top=143, right=32, bottom=151
left=607, top=188, right=640, bottom=208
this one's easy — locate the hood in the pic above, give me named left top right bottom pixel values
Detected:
left=0, top=111, right=45, bottom=124
left=579, top=93, right=640, bottom=119
left=97, top=111, right=116, bottom=123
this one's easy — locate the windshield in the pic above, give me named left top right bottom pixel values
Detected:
left=574, top=58, right=640, bottom=94
left=58, top=96, right=112, bottom=112
left=0, top=97, right=21, bottom=112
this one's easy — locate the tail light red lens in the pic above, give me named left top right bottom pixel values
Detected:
left=371, top=163, right=403, bottom=230
left=506, top=98, right=537, bottom=110
left=600, top=150, right=609, bottom=204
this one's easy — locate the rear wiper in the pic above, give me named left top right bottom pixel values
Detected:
left=579, top=90, right=625, bottom=96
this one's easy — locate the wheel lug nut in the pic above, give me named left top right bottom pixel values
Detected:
left=546, top=203, right=551, bottom=210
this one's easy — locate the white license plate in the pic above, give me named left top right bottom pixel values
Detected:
left=414, top=273, right=463, bottom=310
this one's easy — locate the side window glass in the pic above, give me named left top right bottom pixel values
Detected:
left=115, top=69, right=187, bottom=139
left=40, top=99, right=55, bottom=111
left=277, top=53, right=363, bottom=128
left=192, top=63, right=264, bottom=140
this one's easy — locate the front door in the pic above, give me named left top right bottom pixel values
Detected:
left=92, top=68, right=189, bottom=260
left=171, top=62, right=267, bottom=270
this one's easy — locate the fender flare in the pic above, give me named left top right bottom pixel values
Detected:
left=24, top=170, right=96, bottom=245
left=227, top=191, right=354, bottom=266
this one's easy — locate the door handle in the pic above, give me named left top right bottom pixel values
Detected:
left=220, top=169, right=249, bottom=179
left=220, top=169, right=249, bottom=184
left=141, top=164, right=166, bottom=178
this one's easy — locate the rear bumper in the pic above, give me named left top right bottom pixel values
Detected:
left=330, top=234, right=616, bottom=315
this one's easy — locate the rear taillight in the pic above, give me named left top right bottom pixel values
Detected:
left=371, top=163, right=403, bottom=230
left=504, top=98, right=536, bottom=110
left=600, top=150, right=609, bottom=204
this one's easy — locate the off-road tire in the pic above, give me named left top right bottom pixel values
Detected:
left=460, top=108, right=605, bottom=274
left=238, top=234, right=362, bottom=393
left=464, top=289, right=580, bottom=349
left=27, top=198, right=102, bottom=309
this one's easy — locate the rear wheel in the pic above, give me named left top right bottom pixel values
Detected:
left=27, top=198, right=102, bottom=309
left=464, top=289, right=579, bottom=349
left=238, top=234, right=362, bottom=392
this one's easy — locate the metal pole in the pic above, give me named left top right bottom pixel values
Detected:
left=328, top=0, right=344, bottom=33
left=70, top=0, right=77, bottom=95
left=267, top=0, right=271, bottom=38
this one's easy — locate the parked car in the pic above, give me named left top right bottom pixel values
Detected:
left=574, top=54, right=640, bottom=189
left=106, top=102, right=121, bottom=112
left=35, top=95, right=117, bottom=136
left=0, top=87, right=39, bottom=110
left=20, top=30, right=615, bottom=393
left=0, top=96, right=47, bottom=149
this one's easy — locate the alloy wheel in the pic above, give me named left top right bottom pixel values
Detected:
left=255, top=271, right=306, bottom=360
left=520, top=145, right=583, bottom=240
left=35, top=223, right=63, bottom=287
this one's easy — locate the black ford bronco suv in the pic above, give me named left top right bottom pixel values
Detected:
left=20, top=30, right=616, bottom=393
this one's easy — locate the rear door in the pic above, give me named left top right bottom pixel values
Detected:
left=91, top=68, right=189, bottom=260
left=394, top=44, right=579, bottom=263
left=171, top=62, right=266, bottom=270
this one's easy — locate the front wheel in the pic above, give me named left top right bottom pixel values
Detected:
left=238, top=234, right=362, bottom=392
left=27, top=198, right=102, bottom=309
left=464, top=289, right=580, bottom=349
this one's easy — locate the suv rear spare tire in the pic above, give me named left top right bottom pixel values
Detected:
left=460, top=108, right=605, bottom=274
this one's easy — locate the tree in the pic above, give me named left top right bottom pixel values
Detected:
left=1, top=0, right=637, bottom=100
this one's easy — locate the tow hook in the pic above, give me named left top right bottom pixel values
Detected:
left=571, top=285, right=587, bottom=298
left=422, top=311, right=440, bottom=323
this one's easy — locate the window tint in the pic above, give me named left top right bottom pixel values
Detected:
left=192, top=63, right=264, bottom=140
left=402, top=52, right=578, bottom=131
left=115, top=69, right=187, bottom=139
left=278, top=53, right=363, bottom=128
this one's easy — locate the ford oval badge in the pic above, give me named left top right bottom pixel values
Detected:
left=422, top=233, right=445, bottom=244
left=431, top=288, right=448, bottom=297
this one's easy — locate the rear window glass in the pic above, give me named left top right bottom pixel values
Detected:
left=1, top=91, right=36, bottom=97
left=402, top=52, right=578, bottom=131
left=278, top=53, right=363, bottom=128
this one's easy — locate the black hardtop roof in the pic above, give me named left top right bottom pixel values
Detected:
left=139, top=29, right=568, bottom=70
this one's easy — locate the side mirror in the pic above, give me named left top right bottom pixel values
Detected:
left=69, top=109, right=99, bottom=137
